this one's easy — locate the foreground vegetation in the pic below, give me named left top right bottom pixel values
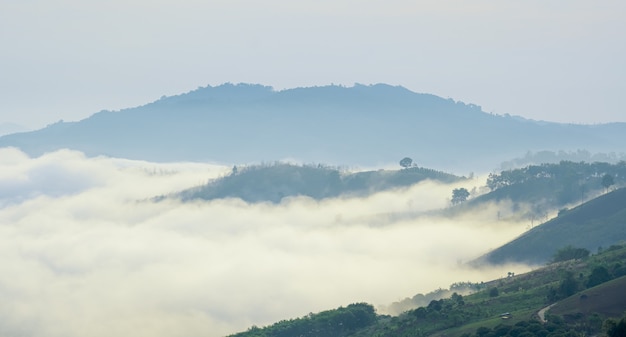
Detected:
left=229, top=244, right=626, bottom=337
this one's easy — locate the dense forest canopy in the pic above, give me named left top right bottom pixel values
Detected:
left=478, top=161, right=626, bottom=210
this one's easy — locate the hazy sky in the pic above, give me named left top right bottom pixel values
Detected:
left=0, top=148, right=534, bottom=337
left=1, top=0, right=625, bottom=129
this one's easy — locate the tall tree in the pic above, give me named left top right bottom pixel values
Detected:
left=451, top=188, right=470, bottom=205
left=602, top=173, right=615, bottom=193
left=558, top=271, right=579, bottom=298
left=586, top=266, right=612, bottom=288
left=551, top=246, right=590, bottom=263
left=399, top=157, right=413, bottom=169
left=604, top=315, right=626, bottom=337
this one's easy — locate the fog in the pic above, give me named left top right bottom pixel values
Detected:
left=0, top=148, right=534, bottom=337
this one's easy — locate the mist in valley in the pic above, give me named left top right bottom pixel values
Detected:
left=0, top=148, right=537, bottom=337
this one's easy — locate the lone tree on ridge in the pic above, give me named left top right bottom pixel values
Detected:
left=399, top=157, right=413, bottom=169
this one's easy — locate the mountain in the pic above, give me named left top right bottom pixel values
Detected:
left=474, top=187, right=626, bottom=265
left=1, top=83, right=625, bottom=171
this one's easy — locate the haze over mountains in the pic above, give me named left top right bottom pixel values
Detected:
left=2, top=83, right=625, bottom=172
left=1, top=83, right=626, bottom=337
left=0, top=147, right=531, bottom=337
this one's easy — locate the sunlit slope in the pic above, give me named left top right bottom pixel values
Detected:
left=2, top=83, right=625, bottom=170
left=475, top=187, right=626, bottom=265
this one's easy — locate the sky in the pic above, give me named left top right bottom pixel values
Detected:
left=1, top=0, right=625, bottom=130
left=0, top=147, right=535, bottom=337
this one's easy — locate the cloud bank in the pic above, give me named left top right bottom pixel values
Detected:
left=0, top=148, right=533, bottom=337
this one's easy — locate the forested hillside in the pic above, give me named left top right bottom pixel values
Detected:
left=466, top=161, right=626, bottom=216
left=177, top=162, right=461, bottom=203
left=499, top=150, right=626, bottom=170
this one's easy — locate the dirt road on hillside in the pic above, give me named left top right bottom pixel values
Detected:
left=537, top=304, right=556, bottom=323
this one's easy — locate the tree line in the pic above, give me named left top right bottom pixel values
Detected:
left=486, top=161, right=624, bottom=193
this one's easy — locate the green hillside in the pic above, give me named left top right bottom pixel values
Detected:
left=178, top=162, right=462, bottom=203
left=228, top=245, right=626, bottom=337
left=550, top=275, right=626, bottom=321
left=474, top=187, right=626, bottom=265
left=174, top=160, right=626, bottom=209
left=468, top=161, right=626, bottom=215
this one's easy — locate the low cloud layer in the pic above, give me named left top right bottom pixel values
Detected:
left=0, top=148, right=533, bottom=337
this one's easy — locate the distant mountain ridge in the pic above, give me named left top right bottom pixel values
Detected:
left=1, top=83, right=625, bottom=171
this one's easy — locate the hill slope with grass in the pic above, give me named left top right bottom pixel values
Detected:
left=550, top=275, right=626, bottom=320
left=228, top=245, right=626, bottom=337
left=474, top=187, right=626, bottom=265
